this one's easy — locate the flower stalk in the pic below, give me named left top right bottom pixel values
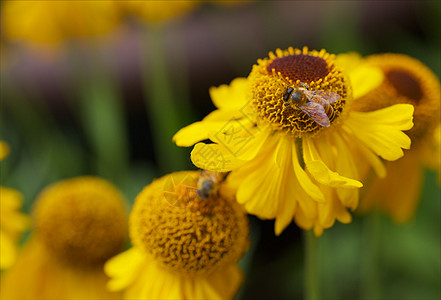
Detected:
left=304, top=230, right=319, bottom=300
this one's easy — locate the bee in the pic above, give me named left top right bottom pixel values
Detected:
left=283, top=83, right=340, bottom=127
left=196, top=171, right=226, bottom=199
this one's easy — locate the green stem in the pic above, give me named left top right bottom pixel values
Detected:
left=304, top=230, right=319, bottom=300
left=141, top=26, right=190, bottom=173
left=68, top=44, right=129, bottom=183
left=361, top=212, right=382, bottom=299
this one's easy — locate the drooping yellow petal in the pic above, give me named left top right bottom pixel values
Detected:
left=191, top=143, right=248, bottom=172
left=105, top=247, right=146, bottom=292
left=345, top=104, right=414, bottom=161
left=190, top=125, right=268, bottom=172
left=332, top=133, right=360, bottom=210
left=204, top=264, right=244, bottom=300
left=0, top=230, right=16, bottom=269
left=173, top=121, right=227, bottom=147
left=210, top=77, right=249, bottom=110
left=121, top=252, right=243, bottom=300
left=291, top=138, right=325, bottom=203
left=358, top=152, right=423, bottom=223
left=2, top=238, right=121, bottom=299
left=273, top=137, right=298, bottom=235
left=207, top=119, right=268, bottom=161
left=303, top=139, right=363, bottom=188
left=235, top=139, right=282, bottom=219
left=294, top=205, right=315, bottom=231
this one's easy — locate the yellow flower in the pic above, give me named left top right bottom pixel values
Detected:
left=351, top=53, right=441, bottom=222
left=0, top=141, right=10, bottom=161
left=174, top=47, right=414, bottom=236
left=105, top=171, right=249, bottom=299
left=0, top=187, right=30, bottom=270
left=1, top=1, right=120, bottom=49
left=119, top=0, right=198, bottom=24
left=0, top=141, right=30, bottom=270
left=1, top=176, right=127, bottom=299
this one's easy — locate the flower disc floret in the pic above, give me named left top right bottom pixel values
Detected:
left=249, top=47, right=351, bottom=137
left=129, top=171, right=249, bottom=276
left=34, top=176, right=127, bottom=268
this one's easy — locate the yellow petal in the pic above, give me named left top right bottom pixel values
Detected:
left=233, top=135, right=284, bottom=219
left=332, top=133, right=360, bottom=210
left=209, top=77, right=249, bottom=110
left=105, top=247, right=146, bottom=292
left=203, top=109, right=245, bottom=122
left=0, top=141, right=10, bottom=161
left=0, top=187, right=23, bottom=211
left=0, top=230, right=16, bottom=269
left=273, top=138, right=298, bottom=235
left=303, top=139, right=363, bottom=188
left=345, top=104, right=414, bottom=161
left=291, top=138, right=325, bottom=203
left=294, top=206, right=315, bottom=231
left=335, top=53, right=384, bottom=99
left=173, top=121, right=226, bottom=147
left=205, top=264, right=244, bottom=300
left=207, top=118, right=267, bottom=159
left=349, top=63, right=384, bottom=99
left=190, top=143, right=248, bottom=172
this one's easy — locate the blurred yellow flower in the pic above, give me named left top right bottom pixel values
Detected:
left=174, top=47, right=414, bottom=236
left=119, top=0, right=198, bottom=24
left=0, top=187, right=30, bottom=270
left=1, top=176, right=127, bottom=299
left=0, top=141, right=10, bottom=161
left=0, top=141, right=30, bottom=270
left=351, top=53, right=441, bottom=222
left=1, top=0, right=121, bottom=49
left=105, top=171, right=249, bottom=299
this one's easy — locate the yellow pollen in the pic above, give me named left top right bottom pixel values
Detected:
left=249, top=47, right=351, bottom=137
left=130, top=171, right=249, bottom=276
left=33, top=176, right=128, bottom=268
left=352, top=53, right=441, bottom=146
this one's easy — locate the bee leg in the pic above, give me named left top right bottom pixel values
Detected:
left=300, top=82, right=310, bottom=90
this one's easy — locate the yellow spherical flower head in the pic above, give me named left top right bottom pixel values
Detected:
left=1, top=176, right=127, bottom=300
left=351, top=53, right=441, bottom=222
left=251, top=48, right=349, bottom=136
left=174, top=47, right=414, bottom=236
left=0, top=187, right=30, bottom=270
left=1, top=1, right=120, bottom=50
left=105, top=171, right=249, bottom=300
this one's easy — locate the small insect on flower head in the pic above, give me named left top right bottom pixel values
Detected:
left=196, top=170, right=226, bottom=199
left=283, top=82, right=341, bottom=127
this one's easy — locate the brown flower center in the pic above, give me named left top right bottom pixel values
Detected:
left=386, top=70, right=423, bottom=103
left=267, top=54, right=330, bottom=83
left=250, top=47, right=351, bottom=137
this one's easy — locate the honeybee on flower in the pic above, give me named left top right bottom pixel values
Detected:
left=283, top=82, right=340, bottom=127
left=174, top=47, right=414, bottom=236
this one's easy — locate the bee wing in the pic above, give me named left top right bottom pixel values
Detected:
left=305, top=90, right=340, bottom=105
left=300, top=102, right=330, bottom=127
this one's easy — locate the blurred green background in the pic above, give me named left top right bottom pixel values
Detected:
left=1, top=1, right=440, bottom=299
